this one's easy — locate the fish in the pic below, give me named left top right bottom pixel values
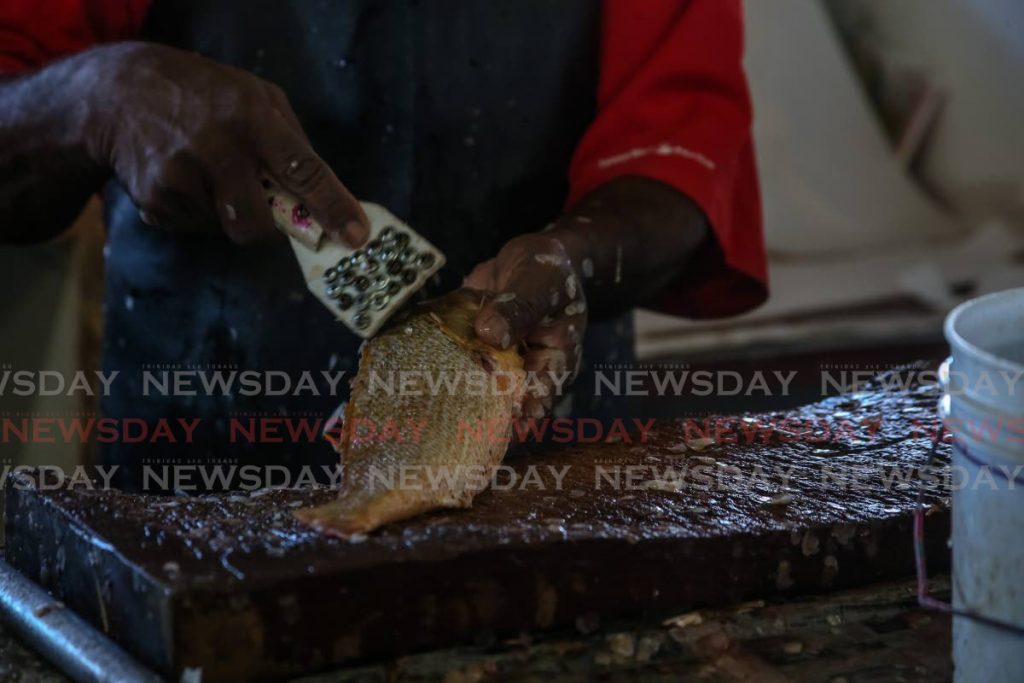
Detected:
left=294, top=290, right=526, bottom=537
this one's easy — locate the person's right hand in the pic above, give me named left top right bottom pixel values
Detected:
left=77, top=42, right=368, bottom=246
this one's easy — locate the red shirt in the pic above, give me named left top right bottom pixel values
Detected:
left=0, top=0, right=767, bottom=319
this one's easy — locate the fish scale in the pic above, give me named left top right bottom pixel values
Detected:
left=295, top=291, right=526, bottom=537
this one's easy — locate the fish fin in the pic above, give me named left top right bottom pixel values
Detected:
left=294, top=489, right=447, bottom=539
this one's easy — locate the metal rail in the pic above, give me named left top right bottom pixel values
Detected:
left=0, top=560, right=161, bottom=682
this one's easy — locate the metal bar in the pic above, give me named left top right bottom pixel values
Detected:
left=0, top=560, right=161, bottom=683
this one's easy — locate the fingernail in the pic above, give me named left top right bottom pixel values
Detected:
left=479, top=314, right=511, bottom=349
left=345, top=220, right=369, bottom=246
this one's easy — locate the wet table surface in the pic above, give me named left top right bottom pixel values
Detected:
left=3, top=376, right=954, bottom=680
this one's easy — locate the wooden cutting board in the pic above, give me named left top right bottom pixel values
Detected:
left=4, top=379, right=951, bottom=681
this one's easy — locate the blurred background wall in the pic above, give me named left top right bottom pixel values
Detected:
left=638, top=0, right=1024, bottom=359
left=828, top=0, right=1024, bottom=225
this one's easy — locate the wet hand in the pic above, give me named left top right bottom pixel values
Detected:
left=80, top=42, right=368, bottom=245
left=465, top=234, right=587, bottom=423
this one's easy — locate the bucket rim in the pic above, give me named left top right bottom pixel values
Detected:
left=944, top=288, right=1024, bottom=376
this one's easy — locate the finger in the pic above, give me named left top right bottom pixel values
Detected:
left=158, top=189, right=218, bottom=235
left=138, top=209, right=160, bottom=226
left=152, top=158, right=218, bottom=234
left=463, top=259, right=496, bottom=290
left=474, top=239, right=572, bottom=349
left=476, top=291, right=544, bottom=350
left=262, top=82, right=307, bottom=138
left=520, top=312, right=584, bottom=421
left=251, top=118, right=368, bottom=247
left=520, top=348, right=560, bottom=422
left=131, top=153, right=214, bottom=234
left=213, top=164, right=278, bottom=245
left=515, top=350, right=549, bottom=442
left=527, top=315, right=585, bottom=382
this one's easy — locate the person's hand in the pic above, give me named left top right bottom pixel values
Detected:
left=78, top=42, right=367, bottom=245
left=465, top=234, right=587, bottom=423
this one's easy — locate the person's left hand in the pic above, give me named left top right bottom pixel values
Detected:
left=465, top=233, right=587, bottom=424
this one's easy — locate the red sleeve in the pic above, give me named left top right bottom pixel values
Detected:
left=0, top=0, right=149, bottom=75
left=568, top=0, right=768, bottom=319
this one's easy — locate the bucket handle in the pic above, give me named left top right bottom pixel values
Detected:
left=915, top=424, right=1024, bottom=636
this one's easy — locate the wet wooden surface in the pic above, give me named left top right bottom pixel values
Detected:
left=298, top=577, right=953, bottom=683
left=4, top=377, right=952, bottom=680
left=0, top=577, right=952, bottom=682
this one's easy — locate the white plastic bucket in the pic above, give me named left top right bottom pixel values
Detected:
left=942, top=287, right=1024, bottom=683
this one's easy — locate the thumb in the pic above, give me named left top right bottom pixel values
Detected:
left=475, top=273, right=566, bottom=350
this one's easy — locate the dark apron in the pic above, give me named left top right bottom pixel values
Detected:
left=101, top=0, right=635, bottom=489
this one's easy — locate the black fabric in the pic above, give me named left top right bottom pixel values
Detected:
left=101, top=0, right=635, bottom=488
